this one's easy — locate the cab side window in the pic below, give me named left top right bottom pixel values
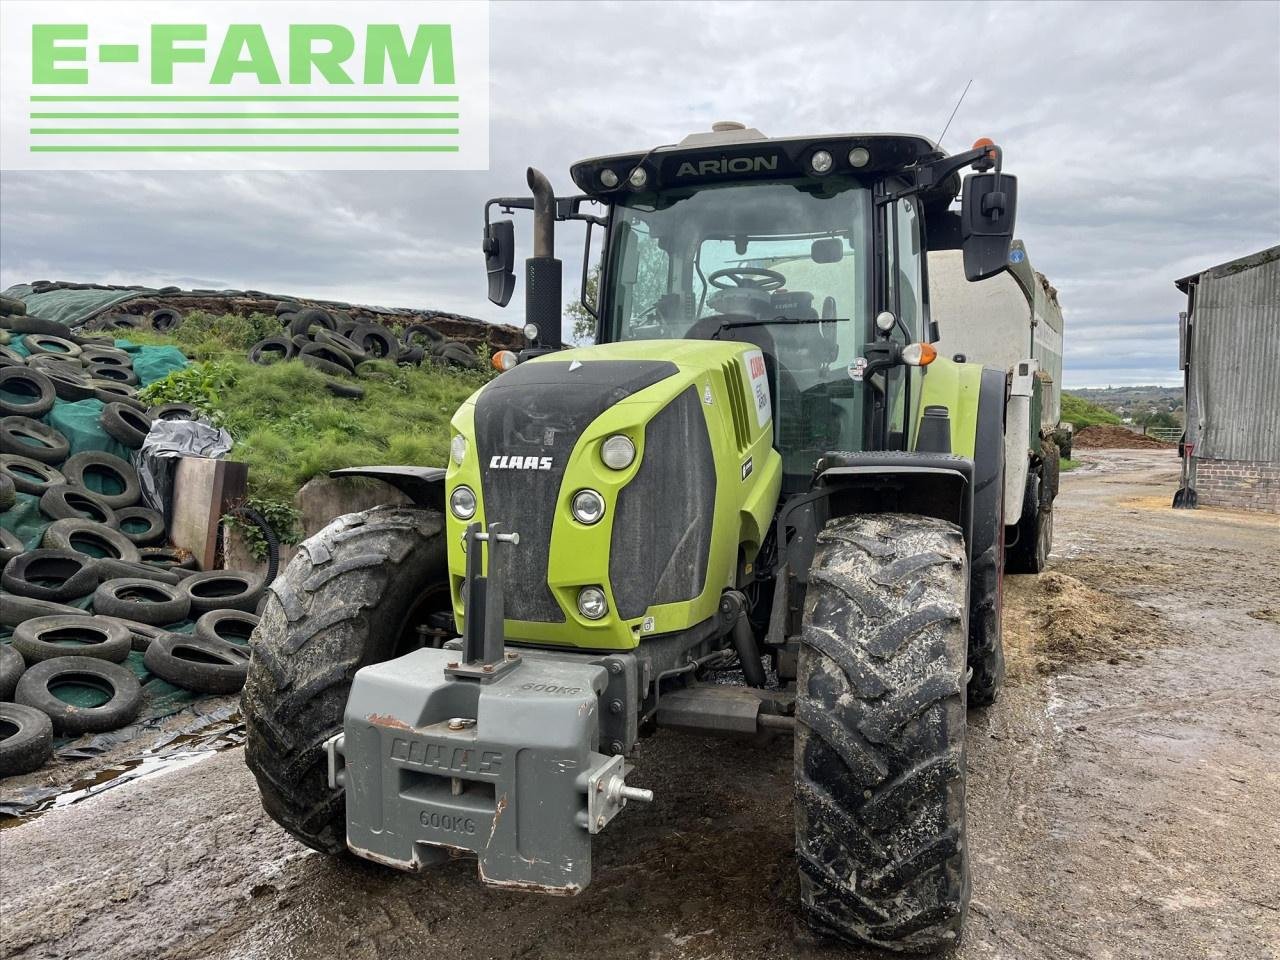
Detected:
left=891, top=197, right=923, bottom=340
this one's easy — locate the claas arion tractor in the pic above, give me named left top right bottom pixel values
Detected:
left=244, top=122, right=1024, bottom=952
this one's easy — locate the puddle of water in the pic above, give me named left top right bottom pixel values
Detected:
left=0, top=708, right=245, bottom=825
left=42, top=750, right=217, bottom=812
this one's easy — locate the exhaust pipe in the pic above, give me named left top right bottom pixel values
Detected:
left=525, top=167, right=562, bottom=349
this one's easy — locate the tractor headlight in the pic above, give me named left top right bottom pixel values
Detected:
left=600, top=434, right=635, bottom=470
left=810, top=150, right=834, bottom=175
left=628, top=166, right=648, bottom=188
left=449, top=485, right=477, bottom=520
left=577, top=586, right=609, bottom=620
left=571, top=489, right=606, bottom=525
left=450, top=434, right=467, bottom=465
left=600, top=169, right=619, bottom=188
left=848, top=146, right=871, bottom=168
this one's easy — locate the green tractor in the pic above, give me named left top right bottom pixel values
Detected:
left=243, top=123, right=1023, bottom=952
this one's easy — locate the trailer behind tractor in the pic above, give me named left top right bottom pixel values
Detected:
left=244, top=122, right=1035, bottom=952
left=930, top=242, right=1070, bottom=572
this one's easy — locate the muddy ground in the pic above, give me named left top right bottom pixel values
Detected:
left=2, top=449, right=1278, bottom=960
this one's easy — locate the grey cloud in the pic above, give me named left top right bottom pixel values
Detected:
left=1, top=0, right=1277, bottom=388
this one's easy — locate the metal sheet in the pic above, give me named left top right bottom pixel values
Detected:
left=1187, top=246, right=1280, bottom=462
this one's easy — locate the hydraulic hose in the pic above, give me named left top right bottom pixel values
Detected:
left=732, top=614, right=768, bottom=689
left=223, top=504, right=281, bottom=585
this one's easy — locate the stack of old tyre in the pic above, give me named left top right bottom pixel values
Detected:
left=1, top=308, right=265, bottom=778
left=80, top=304, right=186, bottom=334
left=246, top=301, right=479, bottom=397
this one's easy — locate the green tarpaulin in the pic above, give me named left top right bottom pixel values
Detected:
left=2, top=338, right=202, bottom=722
left=3, top=284, right=146, bottom=328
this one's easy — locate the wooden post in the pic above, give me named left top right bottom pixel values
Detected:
left=170, top=457, right=249, bottom=570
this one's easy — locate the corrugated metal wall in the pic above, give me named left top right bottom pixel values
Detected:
left=1189, top=246, right=1280, bottom=461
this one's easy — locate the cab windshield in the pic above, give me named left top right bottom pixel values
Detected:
left=603, top=179, right=873, bottom=484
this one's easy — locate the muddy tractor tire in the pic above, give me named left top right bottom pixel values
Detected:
left=794, top=513, right=969, bottom=952
left=1006, top=464, right=1053, bottom=575
left=242, top=505, right=449, bottom=854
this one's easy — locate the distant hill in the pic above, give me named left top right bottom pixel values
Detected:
left=1067, top=385, right=1183, bottom=425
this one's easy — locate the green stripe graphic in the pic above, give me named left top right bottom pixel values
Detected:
left=31, top=112, right=459, bottom=119
left=30, top=95, right=459, bottom=102
left=30, top=145, right=461, bottom=153
left=32, top=129, right=460, bottom=136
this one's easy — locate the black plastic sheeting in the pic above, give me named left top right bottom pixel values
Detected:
left=0, top=700, right=243, bottom=820
left=138, top=419, right=233, bottom=520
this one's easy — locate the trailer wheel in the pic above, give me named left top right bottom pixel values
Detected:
left=795, top=513, right=969, bottom=952
left=1006, top=466, right=1052, bottom=574
left=242, top=504, right=448, bottom=854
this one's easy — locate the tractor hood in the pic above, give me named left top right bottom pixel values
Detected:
left=445, top=340, right=781, bottom=650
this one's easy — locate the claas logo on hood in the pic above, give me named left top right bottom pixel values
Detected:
left=489, top=455, right=553, bottom=471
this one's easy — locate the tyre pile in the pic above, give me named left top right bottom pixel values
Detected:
left=80, top=304, right=186, bottom=334
left=1, top=306, right=264, bottom=779
left=247, top=301, right=480, bottom=398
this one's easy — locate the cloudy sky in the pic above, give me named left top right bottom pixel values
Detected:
left=1, top=0, right=1277, bottom=387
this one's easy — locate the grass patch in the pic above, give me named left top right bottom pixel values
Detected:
left=1061, top=393, right=1122, bottom=431
left=1061, top=458, right=1080, bottom=471
left=129, top=316, right=490, bottom=502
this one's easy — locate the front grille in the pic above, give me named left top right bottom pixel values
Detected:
left=472, top=359, right=676, bottom=623
left=609, top=387, right=717, bottom=620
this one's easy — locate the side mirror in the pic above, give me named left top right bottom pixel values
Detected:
left=960, top=172, right=1018, bottom=281
left=484, top=219, right=516, bottom=306
left=811, top=238, right=843, bottom=264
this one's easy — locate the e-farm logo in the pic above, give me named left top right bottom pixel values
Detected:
left=0, top=1, right=489, bottom=171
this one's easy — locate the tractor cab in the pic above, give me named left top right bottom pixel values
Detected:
left=485, top=123, right=1018, bottom=489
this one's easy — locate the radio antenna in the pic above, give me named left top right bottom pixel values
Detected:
left=936, top=78, right=973, bottom=147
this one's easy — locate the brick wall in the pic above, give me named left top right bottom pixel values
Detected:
left=1194, top=457, right=1280, bottom=513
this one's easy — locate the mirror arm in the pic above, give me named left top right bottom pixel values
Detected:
left=580, top=220, right=597, bottom=319
left=485, top=195, right=605, bottom=229
left=910, top=143, right=1002, bottom=196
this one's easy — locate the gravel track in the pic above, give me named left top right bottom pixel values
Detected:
left=1, top=448, right=1276, bottom=960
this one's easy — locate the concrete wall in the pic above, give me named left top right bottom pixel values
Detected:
left=1193, top=457, right=1280, bottom=513
left=224, top=476, right=410, bottom=578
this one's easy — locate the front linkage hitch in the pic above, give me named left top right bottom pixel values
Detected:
left=324, top=521, right=652, bottom=894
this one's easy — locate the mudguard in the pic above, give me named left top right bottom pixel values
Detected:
left=329, top=466, right=446, bottom=510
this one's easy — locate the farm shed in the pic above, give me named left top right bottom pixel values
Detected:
left=1175, top=245, right=1280, bottom=512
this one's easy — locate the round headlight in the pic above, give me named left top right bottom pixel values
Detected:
left=600, top=434, right=636, bottom=470
left=523, top=323, right=539, bottom=341
left=810, top=150, right=834, bottom=174
left=577, top=586, right=609, bottom=620
left=571, top=489, right=606, bottom=525
left=875, top=310, right=897, bottom=333
left=600, top=169, right=619, bottom=188
left=449, top=485, right=477, bottom=520
left=848, top=146, right=871, bottom=168
left=628, top=166, right=648, bottom=188
left=450, top=434, right=467, bottom=465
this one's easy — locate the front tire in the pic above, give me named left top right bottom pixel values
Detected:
left=794, top=513, right=969, bottom=953
left=242, top=505, right=447, bottom=854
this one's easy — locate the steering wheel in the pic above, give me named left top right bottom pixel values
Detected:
left=708, top=267, right=786, bottom=291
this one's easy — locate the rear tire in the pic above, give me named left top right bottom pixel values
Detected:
left=795, top=513, right=969, bottom=953
left=242, top=505, right=448, bottom=854
left=1006, top=466, right=1052, bottom=574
